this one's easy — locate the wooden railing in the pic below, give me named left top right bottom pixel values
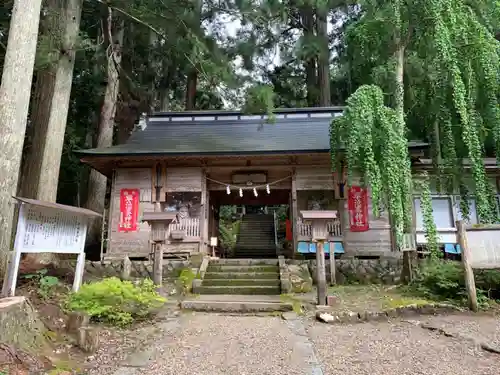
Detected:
left=167, top=218, right=200, bottom=240
left=296, top=219, right=342, bottom=239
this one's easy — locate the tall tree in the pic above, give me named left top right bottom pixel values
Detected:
left=331, top=0, right=500, bottom=247
left=0, top=0, right=43, bottom=281
left=20, top=0, right=83, bottom=204
left=83, top=9, right=124, bottom=245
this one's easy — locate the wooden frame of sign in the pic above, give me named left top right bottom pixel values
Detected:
left=1, top=197, right=101, bottom=297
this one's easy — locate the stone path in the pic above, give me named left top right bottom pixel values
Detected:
left=85, top=312, right=499, bottom=375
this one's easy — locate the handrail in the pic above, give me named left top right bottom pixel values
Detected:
left=273, top=210, right=278, bottom=248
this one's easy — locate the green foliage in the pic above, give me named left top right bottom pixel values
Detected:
left=176, top=268, right=196, bottom=295
left=412, top=259, right=500, bottom=307
left=243, top=84, right=276, bottom=121
left=415, top=174, right=439, bottom=256
left=219, top=220, right=241, bottom=254
left=66, top=277, right=166, bottom=326
left=22, top=268, right=60, bottom=299
left=330, top=84, right=413, bottom=245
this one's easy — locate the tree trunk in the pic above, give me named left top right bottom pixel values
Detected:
left=185, top=70, right=197, bottom=110
left=0, top=0, right=42, bottom=280
left=300, top=7, right=317, bottom=107
left=18, top=0, right=83, bottom=265
left=185, top=0, right=202, bottom=111
left=316, top=7, right=330, bottom=107
left=83, top=12, right=124, bottom=246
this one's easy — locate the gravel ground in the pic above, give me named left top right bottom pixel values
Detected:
left=143, top=313, right=312, bottom=375
left=84, top=313, right=499, bottom=375
left=307, top=319, right=498, bottom=375
left=420, top=313, right=500, bottom=348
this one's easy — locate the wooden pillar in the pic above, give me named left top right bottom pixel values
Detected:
left=291, top=169, right=298, bottom=254
left=457, top=220, right=478, bottom=312
left=316, top=240, right=327, bottom=305
left=153, top=244, right=163, bottom=286
left=329, top=241, right=336, bottom=285
left=198, top=169, right=208, bottom=253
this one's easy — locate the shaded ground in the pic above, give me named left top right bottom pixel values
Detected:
left=81, top=311, right=500, bottom=375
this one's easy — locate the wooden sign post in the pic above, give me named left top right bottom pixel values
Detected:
left=300, top=210, right=337, bottom=306
left=1, top=197, right=101, bottom=297
left=456, top=220, right=478, bottom=312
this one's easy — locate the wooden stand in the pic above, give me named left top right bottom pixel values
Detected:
left=142, top=212, right=177, bottom=287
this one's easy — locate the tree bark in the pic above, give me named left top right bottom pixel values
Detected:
left=300, top=7, right=317, bottom=107
left=18, top=0, right=83, bottom=265
left=20, top=0, right=83, bottom=202
left=0, top=0, right=42, bottom=279
left=83, top=12, right=124, bottom=246
left=185, top=70, right=197, bottom=110
left=316, top=7, right=331, bottom=106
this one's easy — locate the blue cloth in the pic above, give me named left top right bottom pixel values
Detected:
left=455, top=244, right=462, bottom=254
left=444, top=243, right=459, bottom=254
left=297, top=242, right=345, bottom=254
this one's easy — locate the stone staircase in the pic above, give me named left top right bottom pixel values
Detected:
left=193, top=259, right=281, bottom=295
left=234, top=214, right=276, bottom=258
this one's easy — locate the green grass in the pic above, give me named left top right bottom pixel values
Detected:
left=327, top=284, right=436, bottom=313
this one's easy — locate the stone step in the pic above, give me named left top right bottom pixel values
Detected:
left=202, top=278, right=281, bottom=287
left=181, top=298, right=292, bottom=313
left=193, top=285, right=281, bottom=295
left=232, top=253, right=277, bottom=258
left=204, top=271, right=280, bottom=280
left=206, top=265, right=279, bottom=273
left=210, top=259, right=278, bottom=266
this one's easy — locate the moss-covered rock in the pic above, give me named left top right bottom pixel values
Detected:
left=288, top=264, right=313, bottom=293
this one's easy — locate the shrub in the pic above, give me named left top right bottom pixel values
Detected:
left=412, top=259, right=500, bottom=305
left=66, top=277, right=166, bottom=326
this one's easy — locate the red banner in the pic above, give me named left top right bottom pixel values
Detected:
left=348, top=186, right=369, bottom=232
left=119, top=189, right=140, bottom=232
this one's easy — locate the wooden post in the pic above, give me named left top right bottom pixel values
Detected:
left=401, top=250, right=413, bottom=284
left=73, top=252, right=86, bottom=292
left=456, top=220, right=478, bottom=312
left=329, top=242, right=336, bottom=285
left=316, top=240, right=327, bottom=305
left=291, top=170, right=298, bottom=254
left=153, top=245, right=163, bottom=286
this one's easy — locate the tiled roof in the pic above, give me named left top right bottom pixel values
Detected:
left=77, top=107, right=428, bottom=156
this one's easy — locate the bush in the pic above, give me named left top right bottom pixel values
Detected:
left=66, top=277, right=166, bottom=326
left=412, top=259, right=500, bottom=305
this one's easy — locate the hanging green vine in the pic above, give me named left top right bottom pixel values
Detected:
left=337, top=0, right=500, bottom=239
left=416, top=173, right=439, bottom=257
left=425, top=0, right=499, bottom=223
left=330, top=85, right=412, bottom=245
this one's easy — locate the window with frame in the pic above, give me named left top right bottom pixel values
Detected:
left=414, top=197, right=454, bottom=229
left=454, top=197, right=478, bottom=225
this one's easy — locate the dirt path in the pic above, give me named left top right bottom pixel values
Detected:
left=84, top=313, right=499, bottom=375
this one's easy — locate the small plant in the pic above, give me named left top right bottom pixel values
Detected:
left=176, top=268, right=196, bottom=296
left=23, top=268, right=60, bottom=299
left=66, top=277, right=166, bottom=326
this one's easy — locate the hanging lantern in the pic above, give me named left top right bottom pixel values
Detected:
left=266, top=184, right=270, bottom=194
left=226, top=185, right=231, bottom=195
left=253, top=188, right=258, bottom=197
left=239, top=188, right=243, bottom=197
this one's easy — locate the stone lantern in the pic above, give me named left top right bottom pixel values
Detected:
left=300, top=210, right=337, bottom=306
